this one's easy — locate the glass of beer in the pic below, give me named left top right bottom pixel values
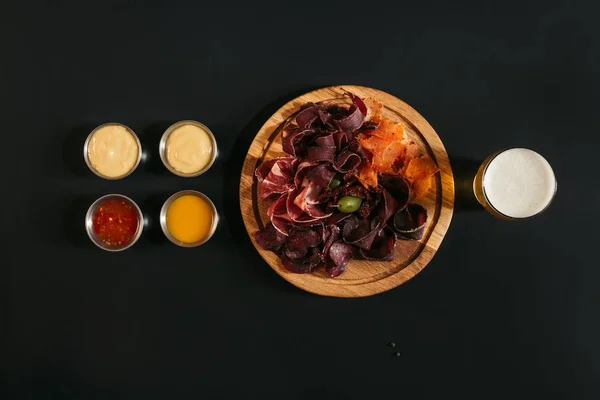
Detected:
left=473, top=148, right=557, bottom=220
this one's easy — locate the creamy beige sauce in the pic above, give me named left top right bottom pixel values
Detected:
left=166, top=124, right=213, bottom=174
left=88, top=125, right=139, bottom=178
left=483, top=148, right=556, bottom=218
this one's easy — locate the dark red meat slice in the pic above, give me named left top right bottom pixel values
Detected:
left=294, top=161, right=317, bottom=189
left=326, top=241, right=355, bottom=277
left=358, top=192, right=381, bottom=219
left=334, top=148, right=362, bottom=173
left=315, top=134, right=336, bottom=147
left=306, top=163, right=337, bottom=191
left=334, top=104, right=364, bottom=133
left=333, top=131, right=348, bottom=150
left=281, top=125, right=315, bottom=157
left=342, top=216, right=379, bottom=249
left=254, top=223, right=287, bottom=251
left=360, top=229, right=396, bottom=261
left=307, top=146, right=337, bottom=162
left=380, top=174, right=411, bottom=212
left=343, top=89, right=368, bottom=115
left=391, top=204, right=427, bottom=240
left=257, top=158, right=298, bottom=201
left=296, top=104, right=320, bottom=128
left=281, top=247, right=321, bottom=274
left=321, top=225, right=341, bottom=258
left=266, top=193, right=288, bottom=219
left=272, top=216, right=294, bottom=236
left=286, top=228, right=321, bottom=251
left=325, top=212, right=351, bottom=226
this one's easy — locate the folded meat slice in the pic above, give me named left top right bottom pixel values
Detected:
left=256, top=157, right=298, bottom=202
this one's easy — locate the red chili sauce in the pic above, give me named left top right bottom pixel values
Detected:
left=92, top=198, right=139, bottom=247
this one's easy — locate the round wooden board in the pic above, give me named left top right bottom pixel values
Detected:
left=240, top=86, right=454, bottom=297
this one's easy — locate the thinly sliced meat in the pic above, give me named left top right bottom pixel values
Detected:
left=267, top=193, right=288, bottom=219
left=257, top=158, right=298, bottom=201
left=321, top=225, right=341, bottom=259
left=325, top=212, right=351, bottom=226
left=315, top=133, right=335, bottom=147
left=333, top=131, right=348, bottom=150
left=294, top=161, right=317, bottom=189
left=281, top=125, right=315, bottom=157
left=391, top=204, right=428, bottom=240
left=318, top=109, right=334, bottom=127
left=307, top=146, right=337, bottom=162
left=286, top=228, right=321, bottom=251
left=306, top=163, right=337, bottom=190
left=358, top=192, right=381, bottom=219
left=334, top=148, right=362, bottom=173
left=334, top=104, right=364, bottom=133
left=293, top=186, right=332, bottom=219
left=342, top=216, right=379, bottom=249
left=380, top=174, right=410, bottom=212
left=281, top=247, right=321, bottom=274
left=375, top=188, right=398, bottom=227
left=364, top=97, right=383, bottom=121
left=284, top=246, right=308, bottom=260
left=343, top=89, right=368, bottom=115
left=254, top=223, right=286, bottom=251
left=360, top=230, right=395, bottom=261
left=255, top=159, right=279, bottom=182
left=326, top=241, right=355, bottom=277
left=272, top=216, right=294, bottom=236
left=296, top=104, right=320, bottom=128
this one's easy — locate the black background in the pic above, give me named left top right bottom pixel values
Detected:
left=2, top=1, right=599, bottom=399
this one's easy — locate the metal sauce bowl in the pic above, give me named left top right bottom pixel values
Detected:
left=159, top=120, right=217, bottom=177
left=160, top=190, right=218, bottom=247
left=83, top=123, right=143, bottom=180
left=85, top=194, right=144, bottom=252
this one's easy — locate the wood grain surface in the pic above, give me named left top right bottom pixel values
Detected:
left=240, top=86, right=454, bottom=297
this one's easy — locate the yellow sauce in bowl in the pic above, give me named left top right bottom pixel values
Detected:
left=166, top=194, right=215, bottom=244
left=165, top=123, right=214, bottom=174
left=87, top=124, right=140, bottom=178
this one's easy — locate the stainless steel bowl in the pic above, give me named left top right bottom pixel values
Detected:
left=85, top=194, right=144, bottom=252
left=159, top=120, right=217, bottom=177
left=83, top=123, right=143, bottom=180
left=160, top=190, right=219, bottom=247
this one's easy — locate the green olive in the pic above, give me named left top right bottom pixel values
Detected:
left=337, top=196, right=363, bottom=213
left=328, top=174, right=343, bottom=189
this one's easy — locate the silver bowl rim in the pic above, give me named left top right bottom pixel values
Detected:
left=158, top=120, right=218, bottom=177
left=159, top=190, right=219, bottom=247
left=85, top=193, right=144, bottom=252
left=83, top=122, right=143, bottom=180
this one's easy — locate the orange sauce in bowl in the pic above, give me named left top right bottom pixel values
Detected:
left=166, top=194, right=215, bottom=244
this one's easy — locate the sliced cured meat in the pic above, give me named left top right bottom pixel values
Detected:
left=325, top=241, right=355, bottom=277
left=321, top=225, right=341, bottom=259
left=307, top=145, right=337, bottom=162
left=257, top=157, right=298, bottom=201
left=296, top=104, right=321, bottom=128
left=342, top=216, right=379, bottom=249
left=286, top=228, right=321, bottom=251
left=380, top=174, right=410, bottom=212
left=334, top=148, right=362, bottom=173
left=281, top=247, right=321, bottom=274
left=360, top=229, right=395, bottom=261
left=281, top=125, right=315, bottom=157
left=254, top=223, right=286, bottom=251
left=364, top=97, right=383, bottom=121
left=334, top=94, right=366, bottom=133
left=390, top=204, right=428, bottom=240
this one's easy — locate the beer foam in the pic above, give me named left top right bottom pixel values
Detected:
left=483, top=148, right=556, bottom=218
